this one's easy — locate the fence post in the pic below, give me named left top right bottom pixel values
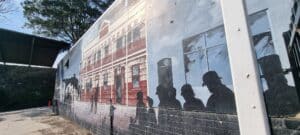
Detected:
left=220, top=0, right=271, bottom=134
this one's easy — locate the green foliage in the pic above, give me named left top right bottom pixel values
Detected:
left=22, top=0, right=114, bottom=43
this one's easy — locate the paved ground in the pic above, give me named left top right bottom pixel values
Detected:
left=0, top=107, right=91, bottom=135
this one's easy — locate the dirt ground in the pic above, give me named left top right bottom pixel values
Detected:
left=0, top=107, right=91, bottom=135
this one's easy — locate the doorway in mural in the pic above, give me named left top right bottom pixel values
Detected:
left=114, top=66, right=125, bottom=104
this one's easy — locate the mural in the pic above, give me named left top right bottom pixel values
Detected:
left=258, top=54, right=300, bottom=116
left=53, top=0, right=300, bottom=135
left=63, top=74, right=79, bottom=100
left=79, top=0, right=147, bottom=106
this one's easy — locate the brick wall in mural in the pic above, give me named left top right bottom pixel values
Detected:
left=54, top=0, right=300, bottom=135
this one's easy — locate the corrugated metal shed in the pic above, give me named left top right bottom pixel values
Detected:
left=0, top=28, right=70, bottom=67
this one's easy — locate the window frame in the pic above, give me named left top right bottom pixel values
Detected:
left=103, top=73, right=109, bottom=87
left=131, top=64, right=140, bottom=88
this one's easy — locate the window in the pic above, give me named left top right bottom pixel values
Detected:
left=132, top=65, right=140, bottom=88
left=116, top=36, right=123, bottom=49
left=133, top=26, right=141, bottom=41
left=94, top=53, right=97, bottom=63
left=87, top=56, right=91, bottom=66
left=104, top=46, right=109, bottom=56
left=64, top=60, right=69, bottom=69
left=97, top=50, right=101, bottom=60
left=127, top=31, right=132, bottom=43
left=181, top=11, right=297, bottom=116
left=183, top=26, right=232, bottom=88
left=86, top=78, right=92, bottom=91
left=103, top=73, right=108, bottom=87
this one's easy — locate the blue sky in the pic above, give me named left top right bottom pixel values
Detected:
left=0, top=0, right=33, bottom=34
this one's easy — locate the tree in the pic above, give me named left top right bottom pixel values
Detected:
left=22, top=0, right=114, bottom=43
left=0, top=0, right=8, bottom=14
left=0, top=0, right=15, bottom=16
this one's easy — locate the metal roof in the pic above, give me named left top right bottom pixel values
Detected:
left=0, top=28, right=70, bottom=67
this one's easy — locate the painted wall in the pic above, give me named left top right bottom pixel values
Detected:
left=54, top=0, right=300, bottom=134
left=147, top=0, right=298, bottom=111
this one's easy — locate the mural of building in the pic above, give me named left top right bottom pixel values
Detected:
left=79, top=0, right=147, bottom=106
left=54, top=0, right=300, bottom=135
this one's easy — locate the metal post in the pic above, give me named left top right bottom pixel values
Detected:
left=29, top=37, right=35, bottom=67
left=0, top=43, right=6, bottom=65
left=220, top=0, right=271, bottom=135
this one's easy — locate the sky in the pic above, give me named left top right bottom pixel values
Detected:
left=0, top=0, right=66, bottom=68
left=0, top=0, right=32, bottom=34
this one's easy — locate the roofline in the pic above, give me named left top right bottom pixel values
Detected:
left=0, top=28, right=70, bottom=46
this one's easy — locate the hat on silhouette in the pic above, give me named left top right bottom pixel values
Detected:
left=258, top=55, right=284, bottom=78
left=202, top=71, right=221, bottom=86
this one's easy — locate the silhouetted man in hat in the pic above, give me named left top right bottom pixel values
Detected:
left=109, top=99, right=116, bottom=135
left=135, top=91, right=147, bottom=127
left=203, top=71, right=236, bottom=114
left=181, top=84, right=205, bottom=111
left=93, top=84, right=99, bottom=114
left=90, top=94, right=94, bottom=112
left=258, top=55, right=300, bottom=116
left=147, top=96, right=157, bottom=128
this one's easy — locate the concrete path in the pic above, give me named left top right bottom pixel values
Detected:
left=0, top=107, right=91, bottom=135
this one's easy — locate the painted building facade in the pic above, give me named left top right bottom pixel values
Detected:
left=54, top=0, right=300, bottom=134
left=79, top=0, right=147, bottom=106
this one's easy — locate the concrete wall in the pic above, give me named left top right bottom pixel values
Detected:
left=54, top=0, right=300, bottom=134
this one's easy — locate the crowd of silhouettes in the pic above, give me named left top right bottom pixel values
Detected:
left=114, top=54, right=300, bottom=135
left=151, top=54, right=300, bottom=116
left=128, top=70, right=237, bottom=134
left=155, top=70, right=236, bottom=114
left=113, top=54, right=300, bottom=135
left=129, top=70, right=238, bottom=134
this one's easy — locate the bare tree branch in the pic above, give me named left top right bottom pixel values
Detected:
left=0, top=0, right=17, bottom=17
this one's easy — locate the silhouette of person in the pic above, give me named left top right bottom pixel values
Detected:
left=52, top=99, right=59, bottom=115
left=90, top=94, right=94, bottom=112
left=167, top=87, right=182, bottom=110
left=116, top=78, right=122, bottom=104
left=93, top=84, right=99, bottom=114
left=156, top=85, right=183, bottom=134
left=203, top=71, right=236, bottom=114
left=156, top=85, right=168, bottom=129
left=109, top=99, right=116, bottom=135
left=156, top=84, right=182, bottom=110
left=63, top=74, right=79, bottom=97
left=181, top=84, right=205, bottom=111
left=147, top=97, right=157, bottom=127
left=135, top=91, right=147, bottom=127
left=258, top=55, right=300, bottom=116
left=156, top=84, right=169, bottom=108
left=64, top=92, right=72, bottom=104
